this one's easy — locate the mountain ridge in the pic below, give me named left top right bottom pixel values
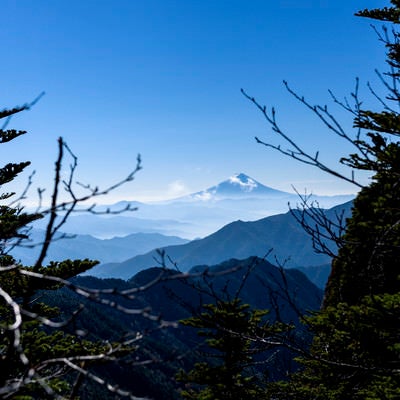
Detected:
left=13, top=230, right=189, bottom=265
left=91, top=201, right=353, bottom=280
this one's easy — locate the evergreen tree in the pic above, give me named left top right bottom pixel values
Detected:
left=0, top=103, right=139, bottom=398
left=248, top=1, right=400, bottom=398
left=177, top=298, right=288, bottom=400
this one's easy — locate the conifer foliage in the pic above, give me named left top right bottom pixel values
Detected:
left=0, top=102, right=144, bottom=398
left=177, top=298, right=286, bottom=400
left=249, top=1, right=400, bottom=398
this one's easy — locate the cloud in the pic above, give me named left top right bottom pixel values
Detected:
left=229, top=174, right=257, bottom=192
left=167, top=180, right=188, bottom=198
left=193, top=191, right=213, bottom=201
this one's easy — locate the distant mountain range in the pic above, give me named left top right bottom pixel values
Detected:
left=90, top=201, right=353, bottom=283
left=33, top=214, right=195, bottom=240
left=12, top=230, right=189, bottom=265
left=33, top=173, right=355, bottom=240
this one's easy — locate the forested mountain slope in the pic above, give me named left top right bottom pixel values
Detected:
left=93, top=201, right=352, bottom=280
left=44, top=256, right=322, bottom=398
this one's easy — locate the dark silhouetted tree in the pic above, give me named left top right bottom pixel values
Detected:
left=177, top=298, right=286, bottom=400
left=0, top=100, right=177, bottom=399
left=242, top=1, right=400, bottom=398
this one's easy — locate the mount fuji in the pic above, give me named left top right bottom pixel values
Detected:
left=180, top=173, right=291, bottom=201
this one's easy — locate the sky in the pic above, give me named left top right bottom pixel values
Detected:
left=0, top=0, right=390, bottom=204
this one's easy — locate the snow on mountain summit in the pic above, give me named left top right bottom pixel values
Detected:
left=188, top=173, right=292, bottom=201
left=227, top=173, right=258, bottom=192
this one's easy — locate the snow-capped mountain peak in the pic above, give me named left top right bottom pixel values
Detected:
left=228, top=173, right=258, bottom=192
left=187, top=173, right=291, bottom=202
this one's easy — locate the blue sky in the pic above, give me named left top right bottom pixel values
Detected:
left=1, top=0, right=389, bottom=203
